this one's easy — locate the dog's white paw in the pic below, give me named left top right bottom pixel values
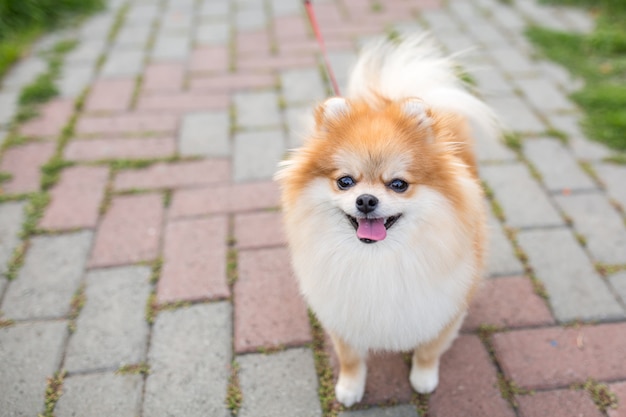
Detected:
left=335, top=365, right=367, bottom=407
left=410, top=363, right=439, bottom=394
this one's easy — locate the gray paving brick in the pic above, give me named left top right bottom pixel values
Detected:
left=560, top=8, right=594, bottom=33
left=339, top=405, right=419, bottom=417
left=58, top=64, right=94, bottom=98
left=0, top=321, right=67, bottom=416
left=546, top=114, right=611, bottom=160
left=2, top=231, right=92, bottom=320
left=523, top=138, right=596, bottom=192
left=200, top=1, right=230, bottom=18
left=238, top=348, right=321, bottom=417
left=515, top=78, right=574, bottom=113
left=161, top=10, right=194, bottom=32
left=594, top=163, right=626, bottom=210
left=165, top=0, right=195, bottom=11
left=483, top=96, right=546, bottom=134
left=234, top=90, right=281, bottom=128
left=236, top=7, right=267, bottom=31
left=433, top=30, right=476, bottom=56
left=281, top=68, right=325, bottom=105
left=517, top=228, right=624, bottom=322
left=328, top=51, right=357, bottom=94
left=233, top=129, right=285, bottom=182
left=539, top=61, right=581, bottom=93
left=422, top=10, right=458, bottom=32
left=115, top=24, right=153, bottom=48
left=0, top=91, right=19, bottom=126
left=125, top=4, right=160, bottom=24
left=270, top=0, right=301, bottom=16
left=143, top=303, right=232, bottom=417
left=609, top=272, right=626, bottom=306
left=285, top=105, right=313, bottom=149
left=465, top=19, right=510, bottom=47
left=179, top=111, right=230, bottom=157
left=196, top=21, right=230, bottom=44
left=1, top=56, right=48, bottom=92
left=554, top=192, right=626, bottom=265
left=471, top=67, right=516, bottom=97
left=55, top=372, right=143, bottom=417
left=488, top=47, right=537, bottom=75
left=474, top=130, right=518, bottom=163
left=79, top=14, right=115, bottom=40
left=480, top=163, right=564, bottom=228
left=486, top=209, right=524, bottom=277
left=64, top=39, right=107, bottom=65
left=151, top=33, right=190, bottom=60
left=65, top=266, right=151, bottom=373
left=0, top=202, right=25, bottom=277
left=101, top=47, right=145, bottom=77
left=488, top=4, right=527, bottom=32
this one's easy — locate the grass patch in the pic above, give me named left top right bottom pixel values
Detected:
left=18, top=72, right=58, bottom=106
left=571, top=379, right=618, bottom=413
left=67, top=283, right=85, bottom=333
left=309, top=310, right=341, bottom=417
left=527, top=0, right=626, bottom=150
left=39, top=369, right=66, bottom=417
left=497, top=374, right=533, bottom=408
left=503, top=131, right=522, bottom=151
left=116, top=362, right=150, bottom=375
left=226, top=361, right=243, bottom=414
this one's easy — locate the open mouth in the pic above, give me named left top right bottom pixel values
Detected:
left=346, top=214, right=402, bottom=244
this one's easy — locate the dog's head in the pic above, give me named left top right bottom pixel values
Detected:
left=277, top=96, right=474, bottom=246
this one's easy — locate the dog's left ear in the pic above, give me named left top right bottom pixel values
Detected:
left=314, top=97, right=349, bottom=130
left=402, top=98, right=434, bottom=141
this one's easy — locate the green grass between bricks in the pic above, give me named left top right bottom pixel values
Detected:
left=527, top=0, right=626, bottom=151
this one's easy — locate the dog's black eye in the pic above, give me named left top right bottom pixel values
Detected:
left=389, top=179, right=408, bottom=193
left=337, top=176, right=356, bottom=190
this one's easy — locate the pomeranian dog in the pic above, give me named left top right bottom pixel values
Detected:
left=275, top=34, right=500, bottom=407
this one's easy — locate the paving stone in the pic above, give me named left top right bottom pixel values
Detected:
left=161, top=9, right=193, bottom=32
left=474, top=131, right=517, bottom=163
left=465, top=18, right=511, bottom=46
left=64, top=39, right=107, bottom=65
left=523, top=138, right=596, bottom=192
left=0, top=91, right=19, bottom=126
left=1, top=56, right=47, bottom=91
left=516, top=389, right=603, bottom=417
left=126, top=3, right=160, bottom=23
left=270, top=0, right=302, bottom=16
left=0, top=141, right=55, bottom=194
left=235, top=211, right=286, bottom=249
left=489, top=4, right=527, bottom=32
left=560, top=8, right=595, bottom=33
left=609, top=272, right=626, bottom=306
left=539, top=61, right=581, bottom=93
left=142, top=62, right=184, bottom=92
left=76, top=113, right=179, bottom=136
left=285, top=104, right=313, bottom=148
left=493, top=323, right=626, bottom=389
left=85, top=78, right=135, bottom=112
left=483, top=96, right=546, bottom=134
left=195, top=21, right=230, bottom=44
left=65, top=266, right=151, bottom=372
left=236, top=30, right=271, bottom=56
left=0, top=201, right=25, bottom=277
left=515, top=78, right=575, bottom=113
left=339, top=405, right=419, bottom=417
left=236, top=7, right=267, bottom=31
left=488, top=47, right=537, bottom=75
left=609, top=381, right=626, bottom=417
left=179, top=111, right=230, bottom=157
left=152, top=33, right=190, bottom=60
left=233, top=129, right=285, bottom=182
left=58, top=64, right=95, bottom=97
left=157, top=217, right=230, bottom=304
left=136, top=91, right=230, bottom=112
left=234, top=90, right=281, bottom=128
left=40, top=165, right=109, bottom=230
left=200, top=0, right=229, bottom=17
left=518, top=228, right=624, bottom=322
left=485, top=210, right=524, bottom=277
left=143, top=303, right=232, bottom=417
left=2, top=231, right=92, bottom=320
left=114, top=159, right=230, bottom=190
left=480, top=163, right=564, bottom=228
left=169, top=180, right=281, bottom=218
left=19, top=98, right=74, bottom=138
left=189, top=45, right=229, bottom=72
left=328, top=51, right=357, bottom=93
left=234, top=247, right=311, bottom=353
left=79, top=14, right=115, bottom=39
left=115, top=24, right=152, bottom=48
left=554, top=192, right=626, bottom=265
left=594, top=163, right=626, bottom=210
left=429, top=335, right=516, bottom=417
left=101, top=48, right=145, bottom=77
left=55, top=372, right=143, bottom=417
left=188, top=73, right=276, bottom=92
left=64, top=137, right=176, bottom=162
left=281, top=68, right=326, bottom=105
left=237, top=54, right=318, bottom=72
left=238, top=348, right=322, bottom=417
left=471, top=66, right=516, bottom=98
left=89, top=194, right=163, bottom=268
left=0, top=321, right=67, bottom=416
left=463, top=276, right=554, bottom=331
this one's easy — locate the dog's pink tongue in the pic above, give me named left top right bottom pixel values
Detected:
left=356, top=218, right=387, bottom=241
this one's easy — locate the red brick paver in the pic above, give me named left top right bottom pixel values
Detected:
left=39, top=166, right=108, bottom=230
left=84, top=78, right=135, bottom=112
left=234, top=247, right=311, bottom=353
left=157, top=217, right=230, bottom=304
left=142, top=62, right=184, bottom=92
left=19, top=98, right=74, bottom=138
left=235, top=211, right=285, bottom=249
left=64, top=137, right=176, bottom=162
left=0, top=142, right=56, bottom=194
left=429, top=335, right=516, bottom=417
left=493, top=323, right=626, bottom=390
left=517, top=389, right=603, bottom=417
left=609, top=381, right=626, bottom=417
left=189, top=46, right=229, bottom=73
left=188, top=73, right=276, bottom=93
left=114, top=159, right=230, bottom=191
left=135, top=92, right=230, bottom=112
left=89, top=193, right=164, bottom=267
left=169, top=180, right=280, bottom=218
left=463, top=276, right=555, bottom=331
left=76, top=113, right=179, bottom=136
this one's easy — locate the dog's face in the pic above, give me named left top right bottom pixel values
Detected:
left=279, top=97, right=465, bottom=246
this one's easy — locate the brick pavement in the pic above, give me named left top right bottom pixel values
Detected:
left=1, top=0, right=625, bottom=416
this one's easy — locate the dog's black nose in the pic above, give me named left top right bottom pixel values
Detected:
left=356, top=194, right=378, bottom=214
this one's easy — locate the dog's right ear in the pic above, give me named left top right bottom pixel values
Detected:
left=314, top=97, right=349, bottom=130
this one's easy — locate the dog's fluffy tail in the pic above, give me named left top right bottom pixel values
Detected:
left=347, top=33, right=501, bottom=140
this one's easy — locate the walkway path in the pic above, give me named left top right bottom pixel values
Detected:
left=1, top=0, right=626, bottom=416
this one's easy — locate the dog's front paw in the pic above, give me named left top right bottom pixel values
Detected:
left=335, top=364, right=367, bottom=407
left=410, top=363, right=439, bottom=394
